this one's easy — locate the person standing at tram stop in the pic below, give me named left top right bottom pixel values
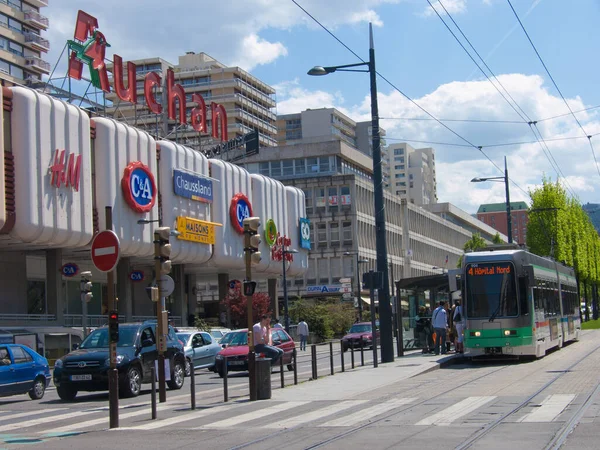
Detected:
left=453, top=299, right=465, bottom=354
left=432, top=301, right=449, bottom=355
left=253, top=314, right=284, bottom=365
left=297, top=318, right=309, bottom=351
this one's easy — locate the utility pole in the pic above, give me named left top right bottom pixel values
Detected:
left=243, top=217, right=261, bottom=401
left=154, top=227, right=172, bottom=403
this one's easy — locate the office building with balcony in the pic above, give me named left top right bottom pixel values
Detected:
left=105, top=52, right=277, bottom=152
left=0, top=0, right=49, bottom=86
left=476, top=201, right=529, bottom=245
left=387, top=142, right=437, bottom=205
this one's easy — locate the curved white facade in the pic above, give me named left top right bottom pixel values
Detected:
left=0, top=87, right=4, bottom=232
left=9, top=87, right=93, bottom=247
left=93, top=117, right=158, bottom=257
left=250, top=174, right=288, bottom=275
left=158, top=140, right=212, bottom=265
left=285, top=186, right=309, bottom=277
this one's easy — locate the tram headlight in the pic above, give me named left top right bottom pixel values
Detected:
left=504, top=330, right=517, bottom=336
left=470, top=331, right=481, bottom=337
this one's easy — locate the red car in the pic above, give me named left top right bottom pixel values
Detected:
left=341, top=322, right=380, bottom=352
left=214, top=328, right=295, bottom=377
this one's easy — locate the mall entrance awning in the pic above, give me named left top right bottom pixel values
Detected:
left=395, top=274, right=449, bottom=292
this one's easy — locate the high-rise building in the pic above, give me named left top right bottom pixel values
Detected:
left=0, top=0, right=50, bottom=86
left=105, top=52, right=277, bottom=152
left=387, top=143, right=437, bottom=205
left=476, top=201, right=529, bottom=244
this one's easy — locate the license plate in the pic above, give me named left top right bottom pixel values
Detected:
left=228, top=361, right=244, bottom=366
left=70, top=374, right=92, bottom=381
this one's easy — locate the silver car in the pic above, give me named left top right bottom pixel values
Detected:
left=176, top=331, right=222, bottom=376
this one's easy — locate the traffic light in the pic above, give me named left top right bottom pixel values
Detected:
left=154, top=227, right=172, bottom=275
left=108, top=310, right=119, bottom=342
left=243, top=217, right=261, bottom=265
left=243, top=280, right=257, bottom=296
left=145, top=285, right=159, bottom=302
left=80, top=271, right=93, bottom=303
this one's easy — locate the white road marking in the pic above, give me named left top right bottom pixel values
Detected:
left=0, top=408, right=102, bottom=433
left=518, top=394, right=576, bottom=423
left=198, top=401, right=309, bottom=430
left=263, top=400, right=368, bottom=429
left=0, top=408, right=67, bottom=423
left=416, top=396, right=497, bottom=426
left=319, top=398, right=417, bottom=427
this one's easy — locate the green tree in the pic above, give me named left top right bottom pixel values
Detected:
left=492, top=232, right=504, bottom=244
left=457, top=232, right=488, bottom=267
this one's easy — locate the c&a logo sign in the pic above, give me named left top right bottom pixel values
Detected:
left=121, top=161, right=156, bottom=213
left=229, top=193, right=253, bottom=234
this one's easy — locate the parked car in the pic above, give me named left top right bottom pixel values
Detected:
left=176, top=331, right=222, bottom=376
left=341, top=322, right=380, bottom=352
left=209, top=327, right=231, bottom=343
left=214, top=328, right=295, bottom=377
left=53, top=320, right=186, bottom=401
left=0, top=344, right=51, bottom=400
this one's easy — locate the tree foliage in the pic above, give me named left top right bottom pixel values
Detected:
left=457, top=232, right=488, bottom=267
left=289, top=299, right=356, bottom=341
left=220, top=286, right=271, bottom=327
left=492, top=233, right=504, bottom=244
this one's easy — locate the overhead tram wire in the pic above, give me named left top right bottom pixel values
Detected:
left=506, top=0, right=600, bottom=179
left=290, top=0, right=530, bottom=200
left=430, top=0, right=577, bottom=199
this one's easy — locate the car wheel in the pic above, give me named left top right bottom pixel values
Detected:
left=185, top=358, right=192, bottom=377
left=121, top=365, right=142, bottom=398
left=57, top=385, right=77, bottom=401
left=28, top=376, right=46, bottom=400
left=167, top=360, right=185, bottom=390
left=207, top=365, right=215, bottom=372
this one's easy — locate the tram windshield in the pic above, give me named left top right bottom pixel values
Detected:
left=465, top=262, right=518, bottom=319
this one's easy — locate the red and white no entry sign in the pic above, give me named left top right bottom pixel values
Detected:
left=91, top=230, right=121, bottom=272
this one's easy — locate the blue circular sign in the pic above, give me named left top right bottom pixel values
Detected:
left=121, top=161, right=157, bottom=213
left=61, top=263, right=79, bottom=277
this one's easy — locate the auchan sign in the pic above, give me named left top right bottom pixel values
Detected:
left=67, top=10, right=228, bottom=141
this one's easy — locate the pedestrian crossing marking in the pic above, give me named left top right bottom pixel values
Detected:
left=0, top=409, right=67, bottom=423
left=319, top=398, right=417, bottom=427
left=0, top=408, right=103, bottom=433
left=518, top=394, right=576, bottom=423
left=198, top=401, right=309, bottom=430
left=263, top=400, right=369, bottom=429
left=416, top=396, right=497, bottom=426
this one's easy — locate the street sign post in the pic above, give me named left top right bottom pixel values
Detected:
left=158, top=275, right=175, bottom=297
left=91, top=230, right=121, bottom=272
left=339, top=277, right=352, bottom=284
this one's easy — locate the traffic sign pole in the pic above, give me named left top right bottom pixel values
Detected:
left=104, top=207, right=119, bottom=428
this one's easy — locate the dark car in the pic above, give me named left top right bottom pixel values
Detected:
left=214, top=328, right=295, bottom=377
left=0, top=344, right=51, bottom=400
left=53, top=321, right=186, bottom=401
left=341, top=322, right=380, bottom=352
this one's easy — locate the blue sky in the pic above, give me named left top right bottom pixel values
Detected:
left=46, top=0, right=600, bottom=213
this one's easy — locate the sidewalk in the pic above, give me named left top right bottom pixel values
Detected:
left=273, top=349, right=461, bottom=402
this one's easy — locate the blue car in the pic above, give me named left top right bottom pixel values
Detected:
left=0, top=344, right=51, bottom=400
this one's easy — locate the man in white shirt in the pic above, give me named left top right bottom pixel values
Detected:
left=253, top=314, right=283, bottom=365
left=432, top=301, right=448, bottom=355
left=297, top=319, right=309, bottom=351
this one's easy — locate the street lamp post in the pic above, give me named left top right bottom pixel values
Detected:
left=345, top=252, right=369, bottom=321
left=281, top=247, right=298, bottom=333
left=309, top=23, right=394, bottom=363
left=471, top=156, right=512, bottom=243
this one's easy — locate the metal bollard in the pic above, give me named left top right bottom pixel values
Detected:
left=280, top=353, right=285, bottom=388
left=223, top=356, right=228, bottom=403
left=190, top=364, right=196, bottom=410
left=293, top=348, right=298, bottom=385
left=329, top=341, right=334, bottom=375
left=150, top=367, right=157, bottom=420
left=360, top=337, right=365, bottom=366
left=311, top=344, right=317, bottom=380
left=340, top=340, right=345, bottom=372
left=351, top=341, right=355, bottom=369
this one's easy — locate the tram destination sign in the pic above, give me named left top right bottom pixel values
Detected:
left=467, top=263, right=512, bottom=277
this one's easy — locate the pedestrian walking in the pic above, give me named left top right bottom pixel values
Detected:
left=453, top=299, right=465, bottom=354
left=432, top=301, right=448, bottom=355
left=416, top=306, right=433, bottom=354
left=297, top=318, right=309, bottom=351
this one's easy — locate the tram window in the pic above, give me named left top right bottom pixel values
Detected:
left=518, top=277, right=529, bottom=315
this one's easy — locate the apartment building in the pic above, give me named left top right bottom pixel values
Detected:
left=476, top=201, right=529, bottom=245
left=387, top=142, right=437, bottom=205
left=0, top=0, right=49, bottom=86
left=106, top=52, right=277, bottom=152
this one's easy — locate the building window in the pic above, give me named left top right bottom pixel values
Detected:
left=318, top=259, right=329, bottom=284
left=328, top=186, right=338, bottom=211
left=309, top=223, right=315, bottom=247
left=306, top=259, right=316, bottom=285
left=270, top=161, right=281, bottom=177
left=319, top=157, right=330, bottom=173
left=317, top=223, right=327, bottom=246
left=331, top=258, right=342, bottom=284
left=304, top=188, right=313, bottom=214
left=282, top=159, right=293, bottom=176
left=315, top=188, right=326, bottom=210
left=307, top=157, right=319, bottom=173
left=330, top=222, right=340, bottom=246
left=342, top=221, right=352, bottom=244
left=394, top=148, right=404, bottom=155
left=258, top=162, right=269, bottom=176
left=295, top=159, right=305, bottom=175
left=340, top=186, right=351, bottom=208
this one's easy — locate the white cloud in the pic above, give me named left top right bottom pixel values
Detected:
left=422, top=0, right=468, bottom=17
left=276, top=73, right=600, bottom=212
left=233, top=34, right=288, bottom=71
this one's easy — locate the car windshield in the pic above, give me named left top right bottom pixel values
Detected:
left=79, top=327, right=138, bottom=349
left=221, top=331, right=248, bottom=346
left=176, top=333, right=191, bottom=344
left=349, top=324, right=372, bottom=334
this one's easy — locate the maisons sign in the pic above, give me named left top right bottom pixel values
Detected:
left=67, top=10, right=228, bottom=141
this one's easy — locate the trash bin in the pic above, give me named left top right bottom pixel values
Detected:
left=255, top=357, right=272, bottom=400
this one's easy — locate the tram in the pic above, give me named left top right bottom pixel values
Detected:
left=461, top=248, right=580, bottom=358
